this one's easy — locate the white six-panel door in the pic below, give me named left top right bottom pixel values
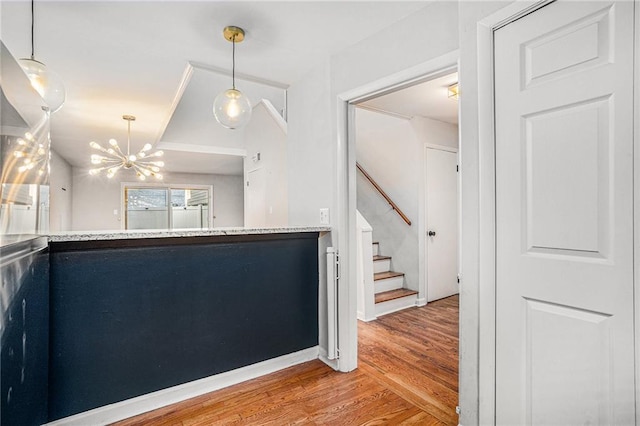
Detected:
left=494, top=1, right=635, bottom=424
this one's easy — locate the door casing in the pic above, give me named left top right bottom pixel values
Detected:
left=336, top=51, right=459, bottom=373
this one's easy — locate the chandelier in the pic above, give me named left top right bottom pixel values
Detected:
left=89, top=115, right=164, bottom=180
left=12, top=113, right=50, bottom=175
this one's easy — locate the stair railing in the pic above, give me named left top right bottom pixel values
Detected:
left=356, top=162, right=412, bottom=226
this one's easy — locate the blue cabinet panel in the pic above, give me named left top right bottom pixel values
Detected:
left=49, top=234, right=319, bottom=420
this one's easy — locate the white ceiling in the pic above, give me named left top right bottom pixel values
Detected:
left=359, top=72, right=459, bottom=124
left=0, top=1, right=431, bottom=176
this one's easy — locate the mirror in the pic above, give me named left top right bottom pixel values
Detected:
left=0, top=42, right=51, bottom=238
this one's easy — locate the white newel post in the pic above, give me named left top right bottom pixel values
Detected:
left=356, top=211, right=376, bottom=321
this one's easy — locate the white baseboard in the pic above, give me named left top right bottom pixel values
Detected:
left=357, top=310, right=377, bottom=322
left=47, top=346, right=319, bottom=426
left=318, top=347, right=339, bottom=371
left=416, top=297, right=427, bottom=307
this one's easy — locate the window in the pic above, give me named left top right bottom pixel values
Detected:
left=124, top=184, right=212, bottom=230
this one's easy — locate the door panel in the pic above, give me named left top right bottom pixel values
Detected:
left=246, top=167, right=266, bottom=227
left=426, top=148, right=458, bottom=302
left=494, top=1, right=634, bottom=424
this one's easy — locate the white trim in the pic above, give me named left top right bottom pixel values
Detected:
left=634, top=0, right=639, bottom=422
left=354, top=104, right=412, bottom=121
left=336, top=50, right=460, bottom=374
left=425, top=143, right=458, bottom=154
left=189, top=61, right=289, bottom=90
left=318, top=346, right=340, bottom=371
left=255, top=99, right=288, bottom=134
left=341, top=51, right=460, bottom=104
left=476, top=17, right=497, bottom=426
left=475, top=2, right=555, bottom=424
left=155, top=141, right=247, bottom=158
left=335, top=101, right=358, bottom=372
left=46, top=346, right=319, bottom=426
left=154, top=63, right=194, bottom=146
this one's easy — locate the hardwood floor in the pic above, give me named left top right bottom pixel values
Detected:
left=114, top=295, right=459, bottom=425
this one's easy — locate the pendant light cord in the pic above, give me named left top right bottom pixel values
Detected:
left=232, top=35, right=236, bottom=90
left=30, top=0, right=35, bottom=59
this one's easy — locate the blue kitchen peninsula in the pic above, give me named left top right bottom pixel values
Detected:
left=47, top=227, right=328, bottom=421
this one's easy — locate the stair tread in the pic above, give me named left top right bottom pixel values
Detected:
left=374, top=271, right=404, bottom=280
left=375, top=288, right=418, bottom=304
left=373, top=255, right=391, bottom=261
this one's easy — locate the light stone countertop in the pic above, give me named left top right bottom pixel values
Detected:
left=47, top=226, right=331, bottom=243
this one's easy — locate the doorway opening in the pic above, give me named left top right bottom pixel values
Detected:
left=348, top=68, right=460, bottom=423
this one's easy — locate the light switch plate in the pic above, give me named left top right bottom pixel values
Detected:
left=319, top=208, right=330, bottom=225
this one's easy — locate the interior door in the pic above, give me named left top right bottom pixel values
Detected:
left=494, top=1, right=635, bottom=424
left=245, top=167, right=266, bottom=227
left=426, top=147, right=458, bottom=302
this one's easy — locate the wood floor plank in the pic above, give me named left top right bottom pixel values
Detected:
left=114, top=295, right=459, bottom=426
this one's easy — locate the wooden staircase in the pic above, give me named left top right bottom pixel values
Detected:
left=371, top=241, right=418, bottom=317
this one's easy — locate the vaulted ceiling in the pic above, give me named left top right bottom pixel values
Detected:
left=0, top=1, right=437, bottom=175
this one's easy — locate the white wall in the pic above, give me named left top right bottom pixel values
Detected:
left=411, top=116, right=458, bottom=149
left=244, top=100, right=288, bottom=227
left=287, top=1, right=459, bottom=373
left=71, top=169, right=243, bottom=231
left=289, top=1, right=459, bottom=226
left=287, top=60, right=333, bottom=226
left=49, top=149, right=72, bottom=231
left=355, top=108, right=421, bottom=292
left=356, top=110, right=458, bottom=301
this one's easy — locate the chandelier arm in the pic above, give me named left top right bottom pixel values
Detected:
left=90, top=164, right=120, bottom=173
left=101, top=158, right=123, bottom=165
left=110, top=142, right=126, bottom=158
left=134, top=159, right=161, bottom=165
left=132, top=163, right=150, bottom=174
left=108, top=164, right=124, bottom=173
left=90, top=144, right=110, bottom=154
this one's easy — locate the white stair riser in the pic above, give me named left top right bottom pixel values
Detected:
left=374, top=276, right=403, bottom=293
left=375, top=294, right=417, bottom=317
left=373, top=258, right=391, bottom=273
left=372, top=243, right=379, bottom=256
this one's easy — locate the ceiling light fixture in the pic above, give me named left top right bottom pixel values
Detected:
left=88, top=115, right=164, bottom=180
left=447, top=83, right=459, bottom=100
left=12, top=113, right=50, bottom=176
left=213, top=26, right=252, bottom=129
left=19, top=0, right=66, bottom=113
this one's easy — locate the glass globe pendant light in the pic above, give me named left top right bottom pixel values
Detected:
left=19, top=0, right=66, bottom=113
left=213, top=26, right=252, bottom=129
